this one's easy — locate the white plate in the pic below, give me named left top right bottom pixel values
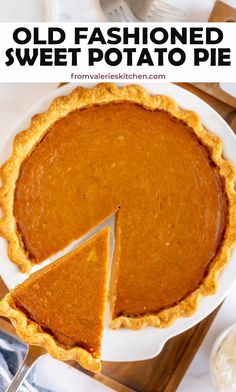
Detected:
left=0, top=0, right=56, bottom=22
left=0, top=82, right=236, bottom=363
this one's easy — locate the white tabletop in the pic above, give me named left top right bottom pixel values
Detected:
left=1, top=81, right=236, bottom=391
left=1, top=0, right=236, bottom=390
left=2, top=0, right=233, bottom=23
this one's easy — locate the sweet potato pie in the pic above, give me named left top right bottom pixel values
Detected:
left=0, top=83, right=235, bottom=370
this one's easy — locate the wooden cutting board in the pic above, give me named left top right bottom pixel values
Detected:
left=208, top=0, right=236, bottom=22
left=1, top=83, right=236, bottom=391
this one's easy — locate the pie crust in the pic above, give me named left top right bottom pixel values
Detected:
left=0, top=83, right=236, bottom=329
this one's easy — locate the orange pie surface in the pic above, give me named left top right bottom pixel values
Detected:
left=13, top=100, right=228, bottom=322
left=3, top=228, right=109, bottom=371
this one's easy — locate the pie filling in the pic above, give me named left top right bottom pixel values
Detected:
left=11, top=300, right=101, bottom=355
left=9, top=229, right=109, bottom=358
left=13, top=101, right=228, bottom=320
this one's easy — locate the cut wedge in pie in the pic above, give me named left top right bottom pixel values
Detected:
left=0, top=83, right=236, bottom=329
left=0, top=228, right=109, bottom=372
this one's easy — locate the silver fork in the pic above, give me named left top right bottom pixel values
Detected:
left=100, top=0, right=138, bottom=22
left=100, top=0, right=188, bottom=22
left=6, top=345, right=46, bottom=392
left=126, top=0, right=188, bottom=22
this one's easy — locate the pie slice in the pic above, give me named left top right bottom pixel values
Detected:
left=0, top=228, right=110, bottom=372
left=0, top=83, right=236, bottom=329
